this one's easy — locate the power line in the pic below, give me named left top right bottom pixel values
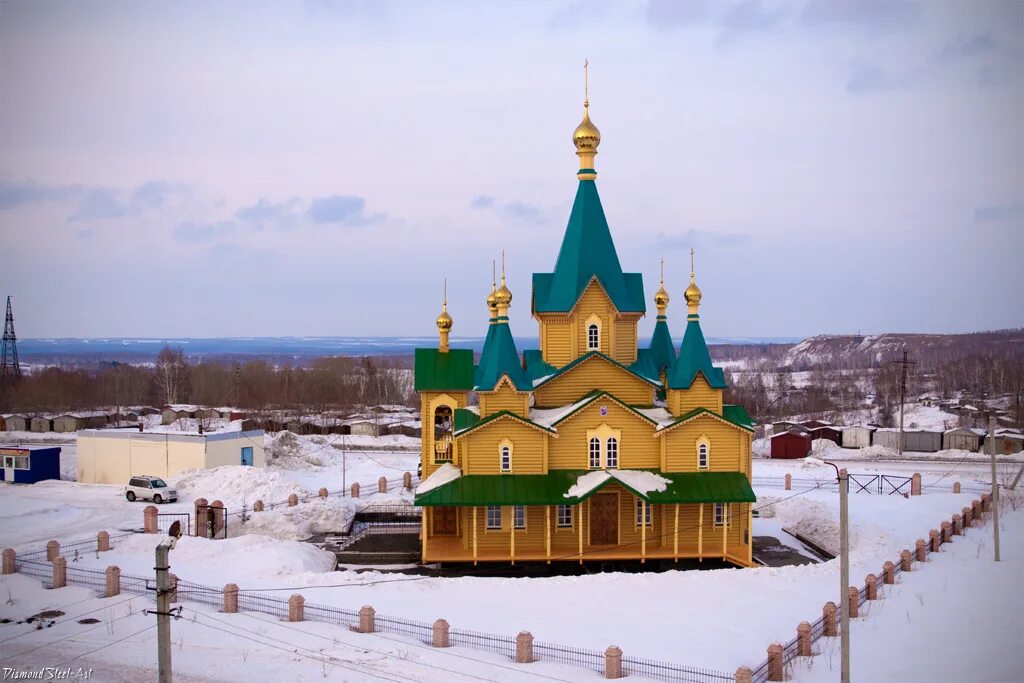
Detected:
left=56, top=623, right=156, bottom=669
left=0, top=594, right=143, bottom=644
left=3, top=608, right=142, bottom=660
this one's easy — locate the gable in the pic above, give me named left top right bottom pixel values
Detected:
left=533, top=353, right=656, bottom=407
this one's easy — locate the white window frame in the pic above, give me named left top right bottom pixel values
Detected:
left=486, top=505, right=502, bottom=530
left=698, top=443, right=709, bottom=469
left=635, top=498, right=652, bottom=527
left=500, top=445, right=511, bottom=472
left=4, top=455, right=29, bottom=470
left=556, top=505, right=573, bottom=528
left=587, top=324, right=600, bottom=350
left=714, top=503, right=730, bottom=527
left=606, top=437, right=619, bottom=469
left=513, top=505, right=526, bottom=529
left=589, top=437, right=601, bottom=469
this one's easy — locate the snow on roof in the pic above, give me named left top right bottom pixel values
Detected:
left=530, top=396, right=594, bottom=428
left=944, top=427, right=987, bottom=436
left=770, top=429, right=810, bottom=439
left=415, top=463, right=462, bottom=495
left=842, top=425, right=877, bottom=431
left=563, top=469, right=670, bottom=499
left=635, top=407, right=674, bottom=427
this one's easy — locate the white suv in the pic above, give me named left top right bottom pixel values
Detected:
left=125, top=476, right=177, bottom=504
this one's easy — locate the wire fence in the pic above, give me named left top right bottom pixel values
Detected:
left=751, top=473, right=989, bottom=496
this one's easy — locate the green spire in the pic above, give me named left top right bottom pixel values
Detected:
left=649, top=317, right=676, bottom=375
left=532, top=180, right=645, bottom=314
left=667, top=315, right=727, bottom=390
left=474, top=318, right=531, bottom=391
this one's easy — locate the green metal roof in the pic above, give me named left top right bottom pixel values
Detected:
left=453, top=410, right=555, bottom=438
left=659, top=406, right=755, bottom=434
left=415, top=469, right=755, bottom=506
left=473, top=319, right=532, bottom=391
left=648, top=317, right=676, bottom=375
left=414, top=348, right=476, bottom=392
left=532, top=180, right=646, bottom=314
left=533, top=350, right=660, bottom=391
left=666, top=316, right=727, bottom=390
left=523, top=349, right=558, bottom=383
left=453, top=408, right=480, bottom=432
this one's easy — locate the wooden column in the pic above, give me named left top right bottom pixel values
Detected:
left=640, top=501, right=647, bottom=564
left=578, top=503, right=584, bottom=565
left=747, top=503, right=753, bottom=566
left=673, top=504, right=679, bottom=562
left=721, top=504, right=728, bottom=558
left=510, top=507, right=515, bottom=566
left=545, top=506, right=551, bottom=564
left=472, top=506, right=478, bottom=566
left=698, top=503, right=704, bottom=562
left=422, top=508, right=428, bottom=560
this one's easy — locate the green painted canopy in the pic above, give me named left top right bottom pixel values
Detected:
left=533, top=180, right=646, bottom=314
left=414, top=348, right=475, bottom=392
left=667, top=317, right=727, bottom=390
left=415, top=469, right=755, bottom=506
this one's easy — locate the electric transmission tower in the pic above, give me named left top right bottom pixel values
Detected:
left=892, top=349, right=916, bottom=455
left=1, top=296, right=22, bottom=383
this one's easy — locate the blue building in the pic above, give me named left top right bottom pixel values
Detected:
left=0, top=446, right=61, bottom=483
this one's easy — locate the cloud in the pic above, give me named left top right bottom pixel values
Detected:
left=846, top=64, right=918, bottom=94
left=801, top=0, right=921, bottom=33
left=235, top=198, right=302, bottom=228
left=973, top=202, right=1023, bottom=223
left=936, top=32, right=996, bottom=62
left=0, top=180, right=80, bottom=209
left=470, top=195, right=495, bottom=209
left=653, top=229, right=752, bottom=250
left=307, top=195, right=382, bottom=225
left=69, top=188, right=129, bottom=221
left=174, top=220, right=236, bottom=242
left=720, top=0, right=787, bottom=31
left=646, top=0, right=714, bottom=28
left=131, top=181, right=189, bottom=209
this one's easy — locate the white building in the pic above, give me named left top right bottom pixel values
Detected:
left=76, top=429, right=265, bottom=485
left=841, top=425, right=876, bottom=449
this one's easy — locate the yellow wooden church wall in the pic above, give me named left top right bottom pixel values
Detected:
left=478, top=383, right=530, bottom=417
left=612, top=317, right=639, bottom=363
left=538, top=318, right=573, bottom=367
left=537, top=283, right=639, bottom=367
left=534, top=359, right=654, bottom=407
left=461, top=420, right=547, bottom=475
left=549, top=400, right=659, bottom=470
left=667, top=374, right=723, bottom=415
left=662, top=414, right=745, bottom=472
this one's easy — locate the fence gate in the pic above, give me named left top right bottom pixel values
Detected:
left=195, top=504, right=228, bottom=539
left=157, top=512, right=192, bottom=536
left=848, top=473, right=879, bottom=494
left=880, top=474, right=913, bottom=496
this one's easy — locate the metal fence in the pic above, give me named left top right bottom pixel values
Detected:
left=622, top=655, right=736, bottom=683
left=533, top=640, right=605, bottom=674
left=752, top=473, right=989, bottom=496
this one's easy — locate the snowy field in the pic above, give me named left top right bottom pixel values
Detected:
left=1, top=433, right=1022, bottom=681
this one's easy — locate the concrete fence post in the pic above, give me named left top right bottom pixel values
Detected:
left=848, top=586, right=859, bottom=619
left=797, top=621, right=812, bottom=656
left=210, top=500, right=225, bottom=537
left=940, top=521, right=951, bottom=543
left=735, top=667, right=753, bottom=683
left=604, top=645, right=622, bottom=679
left=253, top=499, right=264, bottom=513
left=865, top=573, right=877, bottom=600
left=351, top=483, right=360, bottom=499
left=900, top=549, right=912, bottom=571
left=432, top=619, right=450, bottom=648
left=981, top=494, right=991, bottom=513
left=784, top=474, right=792, bottom=491
left=952, top=514, right=962, bottom=536
left=105, top=566, right=120, bottom=597
left=962, top=506, right=972, bottom=528
left=144, top=505, right=159, bottom=534
left=223, top=583, right=239, bottom=613
left=287, top=493, right=299, bottom=507
left=952, top=481, right=961, bottom=494
left=97, top=531, right=110, bottom=552
left=358, top=605, right=376, bottom=633
left=403, top=471, right=413, bottom=490
left=767, top=643, right=784, bottom=681
left=929, top=529, right=940, bottom=553
left=378, top=476, right=388, bottom=494
left=52, top=557, right=66, bottom=589
left=2, top=549, right=15, bottom=575
left=972, top=499, right=982, bottom=520
left=911, top=472, right=922, bottom=496
left=194, top=498, right=209, bottom=537
left=883, top=561, right=895, bottom=584
left=915, top=539, right=927, bottom=562
left=823, top=601, right=837, bottom=637
left=318, top=487, right=329, bottom=499
left=168, top=573, right=178, bottom=603
left=288, top=594, right=305, bottom=622
left=46, top=540, right=60, bottom=562
left=516, top=631, right=534, bottom=664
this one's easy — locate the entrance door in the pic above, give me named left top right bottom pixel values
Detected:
left=2, top=455, right=12, bottom=482
left=240, top=447, right=253, bottom=466
left=589, top=493, right=618, bottom=545
left=434, top=507, right=458, bottom=535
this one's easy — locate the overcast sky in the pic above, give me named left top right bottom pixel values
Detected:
left=1, top=0, right=1021, bottom=342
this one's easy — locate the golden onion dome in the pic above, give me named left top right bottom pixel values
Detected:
left=436, top=305, right=453, bottom=331
left=573, top=103, right=601, bottom=153
left=494, top=279, right=512, bottom=308
left=684, top=279, right=702, bottom=308
left=654, top=282, right=670, bottom=310
left=486, top=285, right=498, bottom=315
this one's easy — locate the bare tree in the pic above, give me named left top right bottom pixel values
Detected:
left=154, top=346, right=189, bottom=405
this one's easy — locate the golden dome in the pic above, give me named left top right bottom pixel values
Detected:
left=654, top=282, right=670, bottom=310
left=486, top=288, right=498, bottom=315
left=684, top=278, right=702, bottom=308
left=573, top=103, right=601, bottom=153
left=494, top=277, right=512, bottom=309
left=436, top=305, right=453, bottom=331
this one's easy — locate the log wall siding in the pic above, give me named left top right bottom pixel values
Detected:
left=668, top=375, right=723, bottom=415
left=478, top=384, right=530, bottom=417
left=539, top=320, right=573, bottom=367
left=663, top=414, right=745, bottom=472
left=536, top=283, right=641, bottom=367
left=549, top=401, right=659, bottom=470
left=534, top=359, right=654, bottom=407
left=462, top=421, right=547, bottom=474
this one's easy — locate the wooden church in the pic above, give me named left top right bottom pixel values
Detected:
left=413, top=79, right=756, bottom=567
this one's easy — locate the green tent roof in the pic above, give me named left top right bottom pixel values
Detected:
left=414, top=348, right=475, bottom=392
left=667, top=316, right=727, bottom=390
left=415, top=469, right=755, bottom=506
left=474, top=319, right=531, bottom=391
left=533, top=180, right=646, bottom=314
left=648, top=316, right=676, bottom=375
left=453, top=408, right=480, bottom=432
left=523, top=349, right=558, bottom=384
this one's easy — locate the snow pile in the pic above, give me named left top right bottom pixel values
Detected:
left=771, top=495, right=850, bottom=556
left=242, top=498, right=357, bottom=542
left=174, top=466, right=309, bottom=508
left=565, top=470, right=611, bottom=498
left=265, top=431, right=327, bottom=468
left=752, top=437, right=771, bottom=458
left=415, top=463, right=461, bottom=494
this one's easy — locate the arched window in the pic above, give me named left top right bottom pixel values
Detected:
left=433, top=404, right=454, bottom=462
left=587, top=324, right=600, bottom=350
left=589, top=437, right=601, bottom=469
left=698, top=443, right=709, bottom=469
left=500, top=445, right=511, bottom=472
left=606, top=437, right=618, bottom=468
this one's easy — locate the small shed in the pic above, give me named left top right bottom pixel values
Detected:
left=772, top=421, right=800, bottom=435
left=770, top=429, right=812, bottom=459
left=30, top=416, right=53, bottom=433
left=53, top=412, right=110, bottom=433
left=904, top=430, right=942, bottom=453
left=809, top=426, right=842, bottom=446
left=872, top=429, right=902, bottom=451
left=0, top=446, right=61, bottom=484
left=3, top=415, right=29, bottom=432
left=387, top=421, right=422, bottom=437
left=943, top=427, right=985, bottom=452
left=348, top=419, right=382, bottom=437
left=984, top=430, right=1024, bottom=455
left=841, top=425, right=876, bottom=449
left=286, top=419, right=321, bottom=436
left=801, top=420, right=832, bottom=430
left=161, top=405, right=198, bottom=425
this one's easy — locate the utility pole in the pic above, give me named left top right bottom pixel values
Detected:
left=838, top=467, right=850, bottom=683
left=892, top=350, right=916, bottom=456
left=155, top=538, right=175, bottom=683
left=988, top=417, right=1000, bottom=562
left=342, top=432, right=347, bottom=495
